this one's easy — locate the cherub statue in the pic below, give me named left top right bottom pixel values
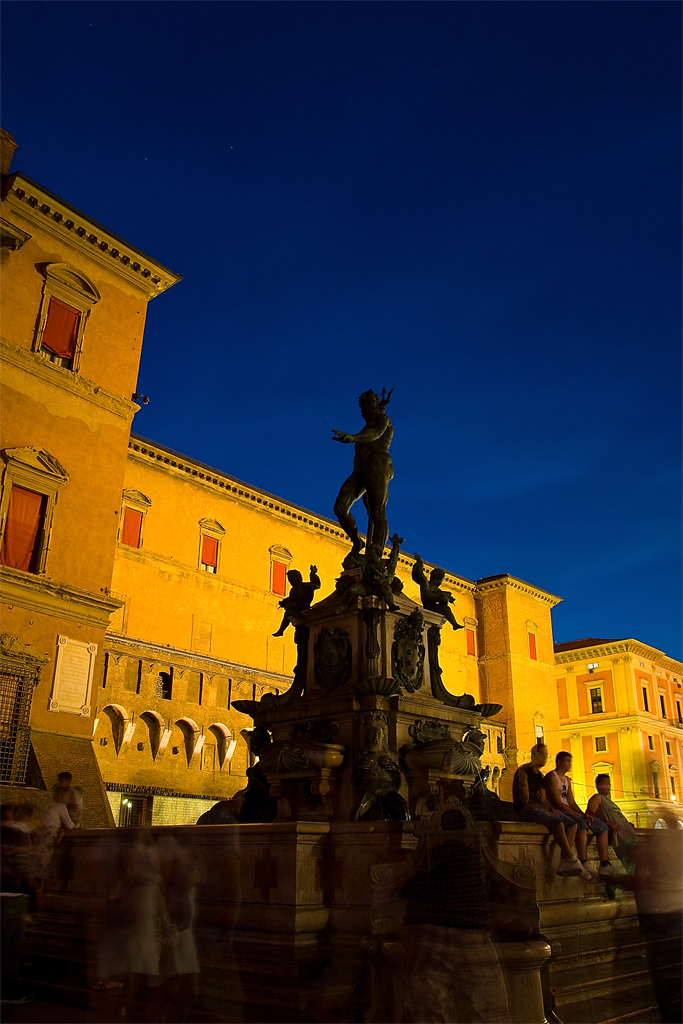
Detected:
left=336, top=534, right=404, bottom=613
left=272, top=565, right=321, bottom=636
left=411, top=554, right=463, bottom=630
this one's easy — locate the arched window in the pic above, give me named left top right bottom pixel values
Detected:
left=101, top=704, right=129, bottom=755
left=33, top=263, right=100, bottom=372
left=140, top=710, right=164, bottom=760
left=209, top=722, right=234, bottom=769
left=175, top=717, right=199, bottom=766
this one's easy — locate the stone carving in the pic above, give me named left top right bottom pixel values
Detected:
left=314, top=626, right=352, bottom=691
left=259, top=742, right=311, bottom=774
left=335, top=533, right=403, bottom=611
left=229, top=726, right=277, bottom=823
left=408, top=719, right=451, bottom=745
left=391, top=608, right=425, bottom=692
left=273, top=565, right=321, bottom=636
left=332, top=387, right=394, bottom=561
left=352, top=711, right=409, bottom=822
left=291, top=719, right=339, bottom=744
left=442, top=726, right=486, bottom=776
left=411, top=554, right=463, bottom=630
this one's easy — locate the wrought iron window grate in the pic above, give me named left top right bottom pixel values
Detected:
left=0, top=669, right=32, bottom=783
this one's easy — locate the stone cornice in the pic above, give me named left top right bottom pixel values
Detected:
left=105, top=632, right=292, bottom=685
left=4, top=173, right=181, bottom=299
left=1, top=338, right=139, bottom=422
left=1, top=567, right=124, bottom=630
left=560, top=714, right=683, bottom=735
left=127, top=435, right=474, bottom=593
left=554, top=639, right=682, bottom=675
left=474, top=574, right=562, bottom=607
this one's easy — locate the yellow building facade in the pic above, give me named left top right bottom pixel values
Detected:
left=0, top=129, right=180, bottom=822
left=554, top=637, right=683, bottom=825
left=2, top=127, right=573, bottom=827
left=92, top=432, right=564, bottom=822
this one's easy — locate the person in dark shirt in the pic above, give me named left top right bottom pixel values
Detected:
left=513, top=744, right=587, bottom=878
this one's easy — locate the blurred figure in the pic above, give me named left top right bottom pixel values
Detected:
left=1, top=804, right=33, bottom=1005
left=29, top=786, right=75, bottom=884
left=631, top=811, right=682, bottom=1023
left=8, top=803, right=36, bottom=835
left=587, top=775, right=638, bottom=873
left=544, top=751, right=620, bottom=880
left=401, top=806, right=511, bottom=1023
left=66, top=785, right=84, bottom=827
left=152, top=835, right=201, bottom=1022
left=95, top=832, right=174, bottom=1017
left=513, top=744, right=586, bottom=878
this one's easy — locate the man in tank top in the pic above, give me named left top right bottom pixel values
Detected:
left=544, top=752, right=620, bottom=879
left=513, top=744, right=588, bottom=878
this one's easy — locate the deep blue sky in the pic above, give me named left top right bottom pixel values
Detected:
left=3, top=2, right=681, bottom=658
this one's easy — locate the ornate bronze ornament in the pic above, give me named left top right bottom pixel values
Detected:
left=314, top=626, right=352, bottom=691
left=391, top=608, right=425, bottom=692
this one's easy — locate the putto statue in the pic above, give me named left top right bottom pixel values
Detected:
left=411, top=553, right=463, bottom=631
left=332, top=387, right=394, bottom=561
left=272, top=565, right=321, bottom=637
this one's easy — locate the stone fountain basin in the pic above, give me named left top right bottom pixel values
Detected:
left=301, top=742, right=346, bottom=769
left=402, top=739, right=455, bottom=771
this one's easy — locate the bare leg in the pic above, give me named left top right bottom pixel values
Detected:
left=443, top=608, right=463, bottom=631
left=596, top=830, right=610, bottom=861
left=576, top=827, right=588, bottom=862
left=334, top=474, right=365, bottom=552
left=272, top=614, right=290, bottom=637
left=552, top=823, right=573, bottom=859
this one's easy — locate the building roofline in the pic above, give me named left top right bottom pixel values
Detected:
left=127, top=434, right=479, bottom=591
left=554, top=637, right=682, bottom=673
left=474, top=572, right=562, bottom=607
left=3, top=172, right=181, bottom=298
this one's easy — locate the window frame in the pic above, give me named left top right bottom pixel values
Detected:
left=0, top=447, right=69, bottom=576
left=32, top=264, right=99, bottom=372
left=588, top=683, right=604, bottom=715
left=641, top=682, right=650, bottom=713
left=659, top=692, right=667, bottom=719
left=465, top=627, right=476, bottom=657
left=269, top=544, right=292, bottom=596
left=118, top=489, right=151, bottom=550
left=594, top=735, right=608, bottom=753
left=198, top=518, right=225, bottom=574
left=32, top=263, right=100, bottom=373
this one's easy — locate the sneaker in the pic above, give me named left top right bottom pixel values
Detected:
left=556, top=856, right=583, bottom=876
left=598, top=862, right=623, bottom=879
left=579, top=860, right=597, bottom=881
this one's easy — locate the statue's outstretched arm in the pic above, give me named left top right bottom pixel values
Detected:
left=332, top=415, right=390, bottom=445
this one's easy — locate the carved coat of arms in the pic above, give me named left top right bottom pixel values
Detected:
left=391, top=608, right=425, bottom=692
left=314, top=626, right=352, bottom=691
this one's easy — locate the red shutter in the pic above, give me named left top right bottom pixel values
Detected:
left=201, top=534, right=218, bottom=567
left=272, top=560, right=287, bottom=596
left=528, top=632, right=537, bottom=660
left=0, top=486, right=45, bottom=572
left=41, top=297, right=80, bottom=359
left=121, top=508, right=142, bottom=548
left=465, top=628, right=475, bottom=656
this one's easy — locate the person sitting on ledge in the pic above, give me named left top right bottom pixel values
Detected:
left=544, top=751, right=621, bottom=880
left=513, top=744, right=588, bottom=879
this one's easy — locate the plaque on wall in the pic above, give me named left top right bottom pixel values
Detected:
left=49, top=635, right=97, bottom=716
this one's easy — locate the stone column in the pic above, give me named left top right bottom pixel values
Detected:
left=497, top=939, right=552, bottom=1024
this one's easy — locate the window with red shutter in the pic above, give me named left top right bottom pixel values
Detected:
left=272, top=560, right=287, bottom=596
left=528, top=632, right=537, bottom=660
left=120, top=508, right=143, bottom=548
left=41, top=297, right=80, bottom=361
left=465, top=628, right=475, bottom=656
left=0, top=486, right=46, bottom=572
left=201, top=534, right=219, bottom=573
